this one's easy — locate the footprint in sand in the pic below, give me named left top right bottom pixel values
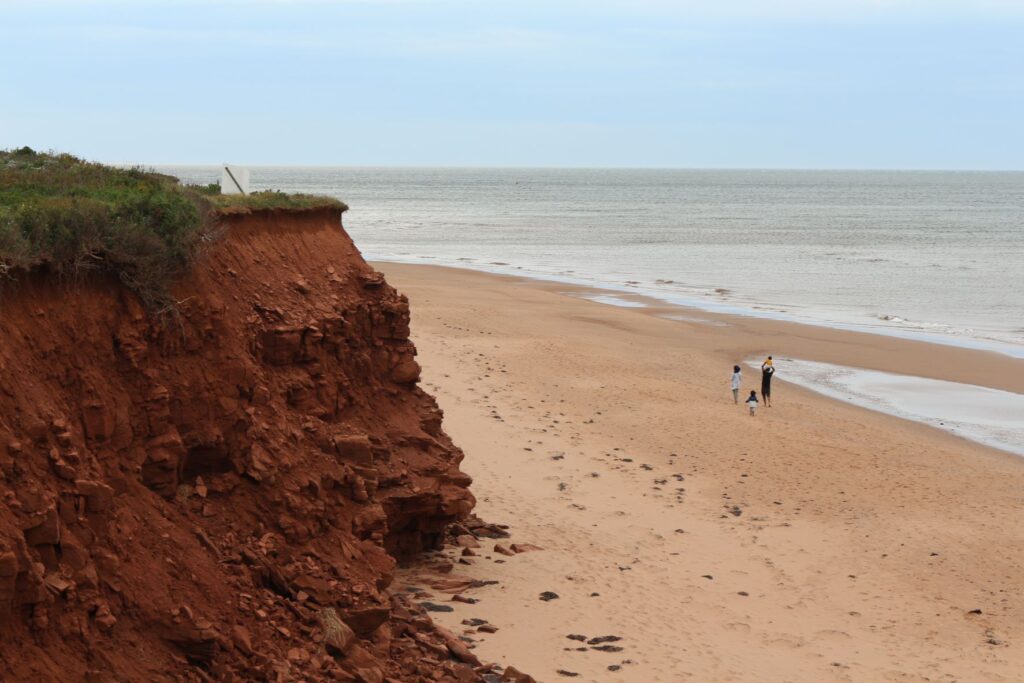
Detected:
left=723, top=622, right=751, bottom=633
left=763, top=634, right=806, bottom=648
left=815, top=629, right=852, bottom=640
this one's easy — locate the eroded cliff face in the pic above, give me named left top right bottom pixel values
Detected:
left=0, top=208, right=483, bottom=681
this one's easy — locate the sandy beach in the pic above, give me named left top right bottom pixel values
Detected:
left=380, top=262, right=1024, bottom=683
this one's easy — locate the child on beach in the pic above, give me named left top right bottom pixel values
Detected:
left=731, top=365, right=742, bottom=404
left=745, top=390, right=759, bottom=415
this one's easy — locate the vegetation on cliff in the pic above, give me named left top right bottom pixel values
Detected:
left=0, top=147, right=345, bottom=309
left=197, top=184, right=348, bottom=215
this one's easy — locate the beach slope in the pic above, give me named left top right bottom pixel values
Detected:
left=382, top=262, right=1023, bottom=683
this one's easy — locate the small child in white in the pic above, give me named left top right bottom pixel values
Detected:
left=745, top=390, right=759, bottom=416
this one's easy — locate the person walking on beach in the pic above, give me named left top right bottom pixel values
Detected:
left=745, top=390, right=759, bottom=416
left=731, top=365, right=742, bottom=404
left=761, top=356, right=775, bottom=407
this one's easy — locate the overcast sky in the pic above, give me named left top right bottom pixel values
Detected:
left=2, top=0, right=1022, bottom=168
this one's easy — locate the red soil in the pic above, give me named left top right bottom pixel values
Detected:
left=0, top=208, right=499, bottom=681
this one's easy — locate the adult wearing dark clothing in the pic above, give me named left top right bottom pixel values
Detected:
left=761, top=356, right=775, bottom=407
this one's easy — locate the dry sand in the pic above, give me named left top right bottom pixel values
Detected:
left=379, top=263, right=1024, bottom=683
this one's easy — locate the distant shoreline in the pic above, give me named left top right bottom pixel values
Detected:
left=371, top=254, right=1024, bottom=360
left=376, top=260, right=1024, bottom=393
left=376, top=260, right=1024, bottom=457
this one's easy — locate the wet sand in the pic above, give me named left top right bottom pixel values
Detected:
left=379, top=262, right=1024, bottom=683
left=775, top=358, right=1024, bottom=456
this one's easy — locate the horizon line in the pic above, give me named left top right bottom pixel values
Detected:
left=128, top=162, right=1024, bottom=173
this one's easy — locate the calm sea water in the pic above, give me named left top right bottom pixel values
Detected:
left=160, top=167, right=1024, bottom=355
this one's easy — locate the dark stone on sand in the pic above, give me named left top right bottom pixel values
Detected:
left=556, top=670, right=580, bottom=677
left=501, top=666, right=538, bottom=682
left=494, top=543, right=516, bottom=556
left=702, top=575, right=713, bottom=580
left=587, top=636, right=621, bottom=645
left=539, top=591, right=560, bottom=601
left=591, top=645, right=624, bottom=652
left=566, top=634, right=587, bottom=641
left=420, top=601, right=454, bottom=613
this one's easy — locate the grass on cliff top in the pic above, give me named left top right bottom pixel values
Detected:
left=0, top=147, right=344, bottom=311
left=198, top=185, right=347, bottom=215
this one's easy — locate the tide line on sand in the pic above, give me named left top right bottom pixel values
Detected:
left=571, top=293, right=648, bottom=308
left=753, top=358, right=1024, bottom=457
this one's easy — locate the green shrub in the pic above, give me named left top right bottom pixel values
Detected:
left=0, top=149, right=345, bottom=311
left=206, top=189, right=347, bottom=214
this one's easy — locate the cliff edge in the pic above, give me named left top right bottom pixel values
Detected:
left=0, top=206, right=490, bottom=681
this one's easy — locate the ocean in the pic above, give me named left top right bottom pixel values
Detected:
left=160, top=167, right=1024, bottom=357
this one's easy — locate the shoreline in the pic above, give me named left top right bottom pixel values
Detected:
left=379, top=261, right=1023, bottom=682
left=368, top=254, right=1024, bottom=360
left=374, top=262, right=1024, bottom=458
left=766, top=357, right=1024, bottom=457
left=372, top=261, right=1024, bottom=456
left=373, top=261, right=1024, bottom=396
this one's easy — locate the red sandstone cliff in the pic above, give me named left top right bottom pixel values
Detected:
left=0, top=208, right=488, bottom=681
